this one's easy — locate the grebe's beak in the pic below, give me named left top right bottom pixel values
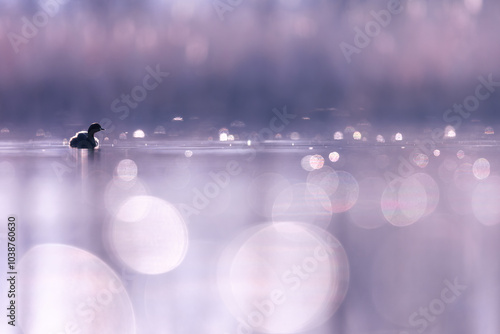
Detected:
left=100, top=127, right=105, bottom=131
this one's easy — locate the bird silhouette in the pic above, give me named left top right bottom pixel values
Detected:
left=69, top=123, right=105, bottom=149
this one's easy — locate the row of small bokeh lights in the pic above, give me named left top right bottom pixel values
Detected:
left=0, top=120, right=496, bottom=145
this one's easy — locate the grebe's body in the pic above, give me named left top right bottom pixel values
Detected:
left=69, top=123, right=104, bottom=149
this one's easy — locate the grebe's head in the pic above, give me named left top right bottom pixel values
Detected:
left=88, top=123, right=105, bottom=134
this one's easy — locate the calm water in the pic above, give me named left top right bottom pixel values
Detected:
left=1, top=141, right=500, bottom=334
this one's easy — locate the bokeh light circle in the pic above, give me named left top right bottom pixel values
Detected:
left=217, top=222, right=349, bottom=333
left=290, top=132, right=300, bottom=140
left=18, top=244, right=135, bottom=334
left=109, top=196, right=188, bottom=274
left=484, top=126, right=494, bottom=135
left=116, top=159, right=138, bottom=182
left=301, top=155, right=314, bottom=171
left=381, top=175, right=428, bottom=226
left=329, top=151, right=340, bottom=162
left=133, top=129, right=145, bottom=138
left=310, top=154, right=325, bottom=170
left=444, top=125, right=456, bottom=138
left=412, top=153, right=429, bottom=168
left=472, top=158, right=490, bottom=180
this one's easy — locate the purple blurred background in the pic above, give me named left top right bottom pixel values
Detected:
left=1, top=1, right=500, bottom=334
left=1, top=0, right=500, bottom=137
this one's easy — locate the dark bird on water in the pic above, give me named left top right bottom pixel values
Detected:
left=69, top=123, right=105, bottom=148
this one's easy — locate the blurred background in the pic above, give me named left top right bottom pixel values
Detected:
left=1, top=1, right=500, bottom=334
left=0, top=0, right=500, bottom=138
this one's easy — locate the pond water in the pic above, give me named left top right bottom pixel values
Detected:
left=1, top=140, right=500, bottom=334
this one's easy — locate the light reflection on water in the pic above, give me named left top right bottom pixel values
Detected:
left=2, top=142, right=500, bottom=334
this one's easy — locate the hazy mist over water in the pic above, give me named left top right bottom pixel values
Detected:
left=1, top=0, right=500, bottom=135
